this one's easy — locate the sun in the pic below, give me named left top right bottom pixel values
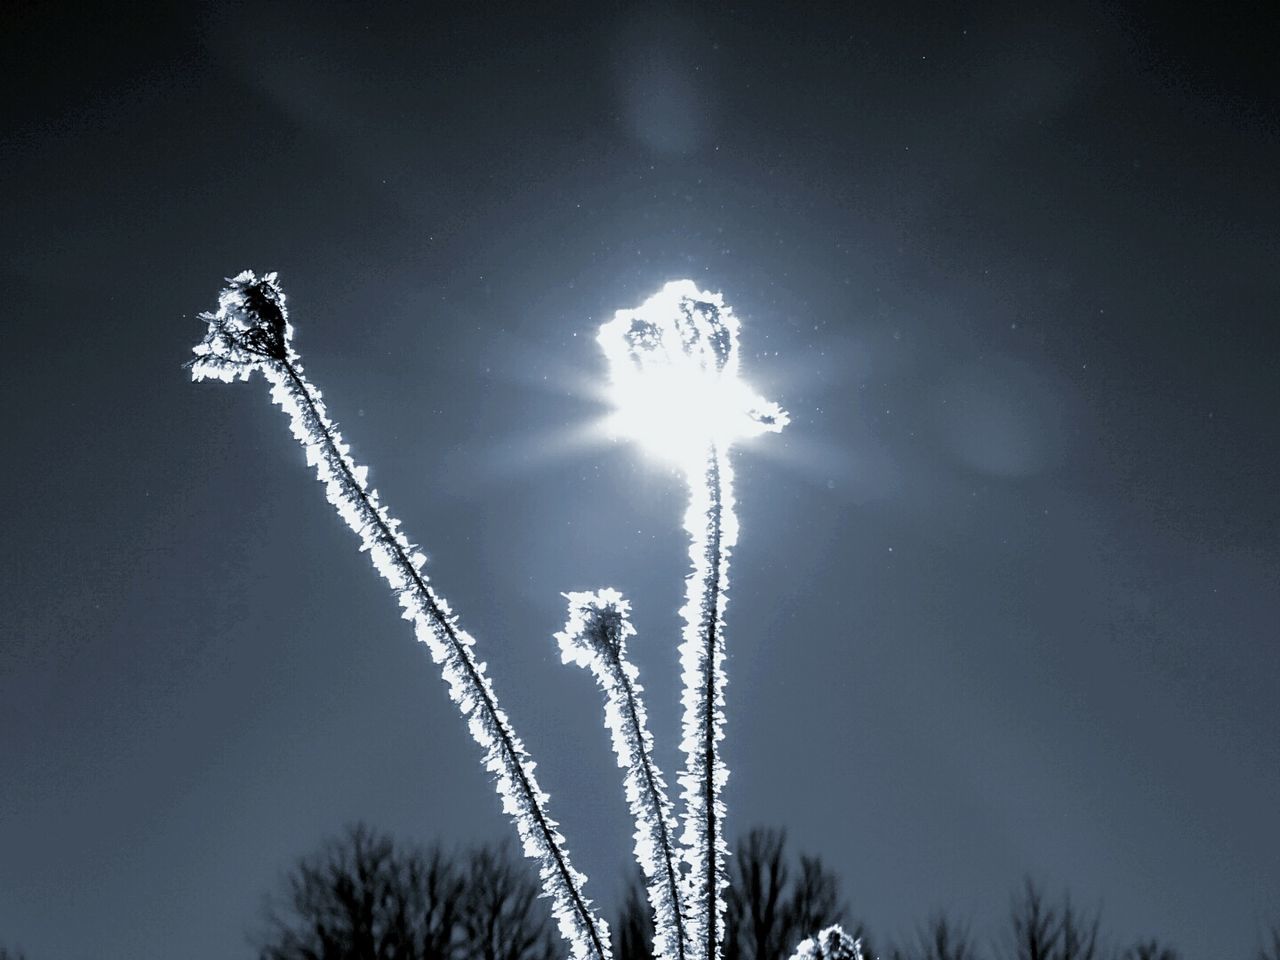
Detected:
left=596, top=280, right=787, bottom=467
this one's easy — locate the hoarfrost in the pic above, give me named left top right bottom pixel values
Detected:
left=595, top=282, right=787, bottom=960
left=788, top=925, right=863, bottom=960
left=192, top=271, right=611, bottom=960
left=557, top=590, right=689, bottom=960
left=193, top=272, right=791, bottom=960
left=676, top=446, right=735, bottom=960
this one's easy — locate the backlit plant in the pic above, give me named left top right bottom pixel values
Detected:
left=190, top=272, right=855, bottom=960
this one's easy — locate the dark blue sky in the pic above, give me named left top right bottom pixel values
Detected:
left=2, top=3, right=1277, bottom=958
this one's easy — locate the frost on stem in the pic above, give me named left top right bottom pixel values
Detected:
left=191, top=271, right=611, bottom=960
left=597, top=282, right=787, bottom=960
left=595, top=280, right=788, bottom=466
left=788, top=925, right=863, bottom=960
left=678, top=444, right=734, bottom=960
left=557, top=591, right=689, bottom=960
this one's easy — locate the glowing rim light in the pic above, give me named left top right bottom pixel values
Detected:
left=597, top=280, right=788, bottom=465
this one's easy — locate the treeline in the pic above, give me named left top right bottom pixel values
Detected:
left=245, top=824, right=1279, bottom=960
left=4, top=825, right=1277, bottom=960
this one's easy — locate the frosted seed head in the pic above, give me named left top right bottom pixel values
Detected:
left=671, top=294, right=733, bottom=374
left=597, top=279, right=788, bottom=465
left=191, top=270, right=292, bottom=381
left=557, top=589, right=634, bottom=664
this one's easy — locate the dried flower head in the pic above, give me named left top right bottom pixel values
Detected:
left=191, top=270, right=292, bottom=382
left=557, top=589, right=635, bottom=666
left=597, top=280, right=788, bottom=464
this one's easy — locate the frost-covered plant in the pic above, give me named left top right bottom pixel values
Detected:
left=789, top=926, right=864, bottom=960
left=192, top=273, right=607, bottom=960
left=557, top=591, right=686, bottom=960
left=190, top=272, right=844, bottom=960
left=595, top=281, right=787, bottom=960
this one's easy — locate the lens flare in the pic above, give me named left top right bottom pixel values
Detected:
left=597, top=280, right=787, bottom=465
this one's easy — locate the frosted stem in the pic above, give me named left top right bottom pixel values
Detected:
left=557, top=592, right=690, bottom=960
left=191, top=271, right=611, bottom=960
left=678, top=444, right=736, bottom=960
left=595, top=280, right=786, bottom=960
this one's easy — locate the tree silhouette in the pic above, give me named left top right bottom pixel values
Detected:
left=254, top=823, right=551, bottom=960
left=615, top=870, right=658, bottom=960
left=460, top=843, right=557, bottom=960
left=1119, top=940, right=1178, bottom=960
left=1259, top=927, right=1280, bottom=960
left=725, top=828, right=845, bottom=960
left=1002, top=880, right=1099, bottom=960
left=889, top=913, right=981, bottom=960
left=615, top=828, right=855, bottom=960
left=252, top=823, right=1275, bottom=960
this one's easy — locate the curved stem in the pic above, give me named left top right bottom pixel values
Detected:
left=194, top=272, right=612, bottom=959
left=274, top=360, right=609, bottom=960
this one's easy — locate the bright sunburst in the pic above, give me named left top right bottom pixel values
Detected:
left=596, top=279, right=788, bottom=466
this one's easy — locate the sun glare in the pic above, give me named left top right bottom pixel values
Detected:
left=597, top=280, right=788, bottom=466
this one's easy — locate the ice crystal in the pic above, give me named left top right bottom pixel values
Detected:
left=192, top=272, right=611, bottom=960
left=557, top=590, right=689, bottom=960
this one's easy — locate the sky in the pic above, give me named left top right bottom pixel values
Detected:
left=1, top=2, right=1277, bottom=958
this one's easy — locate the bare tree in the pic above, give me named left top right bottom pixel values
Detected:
left=1259, top=926, right=1280, bottom=960
left=1119, top=940, right=1178, bottom=960
left=1003, top=880, right=1099, bottom=960
left=615, top=869, right=657, bottom=960
left=256, top=823, right=461, bottom=960
left=614, top=827, right=858, bottom=960
left=890, top=913, right=981, bottom=960
left=460, top=842, right=557, bottom=960
left=255, top=823, right=551, bottom=960
left=724, top=828, right=845, bottom=960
